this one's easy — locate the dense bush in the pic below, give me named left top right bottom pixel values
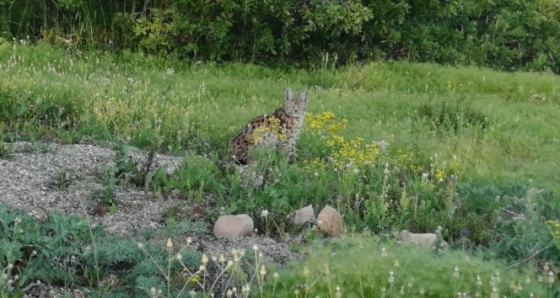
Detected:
left=2, top=0, right=559, bottom=72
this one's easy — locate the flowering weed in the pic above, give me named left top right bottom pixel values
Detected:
left=304, top=111, right=380, bottom=171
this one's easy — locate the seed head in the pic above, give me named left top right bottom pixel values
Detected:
left=381, top=247, right=387, bottom=258
left=548, top=271, right=555, bottom=284
left=453, top=266, right=460, bottom=278
left=303, top=265, right=310, bottom=276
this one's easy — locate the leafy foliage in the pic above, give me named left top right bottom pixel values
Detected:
left=2, top=0, right=560, bottom=72
left=0, top=129, right=12, bottom=159
left=416, top=100, right=489, bottom=137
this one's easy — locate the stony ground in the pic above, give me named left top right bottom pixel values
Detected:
left=0, top=141, right=301, bottom=297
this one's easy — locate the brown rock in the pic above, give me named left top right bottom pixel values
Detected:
left=213, top=214, right=254, bottom=238
left=316, top=205, right=342, bottom=237
left=290, top=204, right=315, bottom=225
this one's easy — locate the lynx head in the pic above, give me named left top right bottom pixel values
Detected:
left=283, top=88, right=309, bottom=119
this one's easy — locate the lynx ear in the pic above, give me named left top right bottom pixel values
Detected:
left=285, top=88, right=294, bottom=100
left=300, top=90, right=309, bottom=102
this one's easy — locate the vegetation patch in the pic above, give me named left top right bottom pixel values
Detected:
left=0, top=43, right=559, bottom=296
left=416, top=100, right=489, bottom=137
left=268, top=238, right=558, bottom=297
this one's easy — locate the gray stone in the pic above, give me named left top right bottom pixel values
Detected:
left=213, top=214, right=254, bottom=238
left=397, top=230, right=448, bottom=249
left=290, top=204, right=315, bottom=225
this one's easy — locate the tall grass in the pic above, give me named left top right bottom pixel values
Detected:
left=1, top=41, right=560, bottom=297
left=268, top=237, right=558, bottom=297
left=1, top=42, right=559, bottom=191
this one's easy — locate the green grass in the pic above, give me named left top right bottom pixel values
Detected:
left=1, top=42, right=560, bottom=296
left=1, top=201, right=557, bottom=297
left=1, top=43, right=559, bottom=191
left=268, top=237, right=557, bottom=297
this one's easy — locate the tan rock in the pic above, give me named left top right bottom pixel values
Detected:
left=290, top=205, right=315, bottom=225
left=316, top=205, right=342, bottom=237
left=213, top=214, right=254, bottom=238
left=397, top=230, right=446, bottom=249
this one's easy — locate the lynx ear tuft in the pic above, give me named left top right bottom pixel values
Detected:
left=285, top=88, right=294, bottom=100
left=300, top=90, right=309, bottom=101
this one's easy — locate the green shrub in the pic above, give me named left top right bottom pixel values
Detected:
left=3, top=0, right=560, bottom=72
left=489, top=185, right=560, bottom=265
left=167, top=153, right=223, bottom=202
left=416, top=100, right=489, bottom=137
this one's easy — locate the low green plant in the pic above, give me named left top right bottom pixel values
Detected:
left=488, top=186, right=560, bottom=266
left=416, top=99, right=489, bottom=137
left=162, top=219, right=206, bottom=237
left=167, top=153, right=222, bottom=203
left=0, top=204, right=209, bottom=297
left=20, top=142, right=52, bottom=154
left=94, top=143, right=168, bottom=206
left=108, top=203, right=117, bottom=215
left=93, top=167, right=118, bottom=207
left=0, top=131, right=12, bottom=159
left=266, top=237, right=558, bottom=297
left=48, top=168, right=76, bottom=190
left=0, top=212, right=36, bottom=297
left=0, top=206, right=100, bottom=292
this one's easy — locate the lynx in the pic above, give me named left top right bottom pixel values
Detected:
left=229, top=88, right=309, bottom=165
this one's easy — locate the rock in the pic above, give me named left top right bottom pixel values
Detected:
left=316, top=205, right=342, bottom=237
left=290, top=204, right=315, bottom=225
left=397, top=230, right=447, bottom=249
left=213, top=214, right=254, bottom=238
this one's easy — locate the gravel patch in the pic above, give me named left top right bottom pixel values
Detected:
left=0, top=142, right=186, bottom=236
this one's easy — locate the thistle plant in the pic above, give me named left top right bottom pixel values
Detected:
left=136, top=237, right=278, bottom=297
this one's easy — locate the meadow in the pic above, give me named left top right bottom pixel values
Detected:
left=1, top=40, right=560, bottom=297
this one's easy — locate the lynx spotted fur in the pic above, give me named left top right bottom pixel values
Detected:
left=229, top=89, right=309, bottom=165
